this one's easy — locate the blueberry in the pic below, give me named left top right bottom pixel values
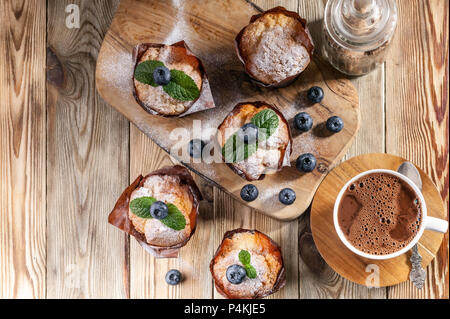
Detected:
left=294, top=112, right=313, bottom=132
left=237, top=123, right=259, bottom=144
left=150, top=201, right=169, bottom=219
left=226, top=264, right=247, bottom=284
left=307, top=86, right=324, bottom=103
left=165, top=269, right=182, bottom=285
left=188, top=139, right=205, bottom=158
left=240, top=184, right=259, bottom=202
left=296, top=153, right=317, bottom=173
left=153, top=66, right=171, bottom=85
left=326, top=116, right=344, bottom=132
left=279, top=188, right=296, bottom=205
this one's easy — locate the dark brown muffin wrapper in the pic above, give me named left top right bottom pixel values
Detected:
left=210, top=228, right=286, bottom=299
left=132, top=40, right=216, bottom=117
left=235, top=6, right=314, bottom=88
left=108, top=165, right=203, bottom=258
left=217, top=101, right=293, bottom=181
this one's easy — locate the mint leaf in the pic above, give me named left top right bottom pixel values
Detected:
left=239, top=250, right=251, bottom=265
left=222, top=133, right=258, bottom=163
left=129, top=196, right=157, bottom=218
left=251, top=109, right=279, bottom=140
left=134, top=61, right=200, bottom=102
left=163, top=69, right=200, bottom=101
left=160, top=203, right=186, bottom=231
left=134, top=60, right=164, bottom=86
left=130, top=197, right=186, bottom=231
left=221, top=109, right=279, bottom=163
left=238, top=249, right=257, bottom=279
left=245, top=265, right=257, bottom=279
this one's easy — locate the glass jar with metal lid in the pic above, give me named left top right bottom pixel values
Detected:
left=323, top=0, right=397, bottom=76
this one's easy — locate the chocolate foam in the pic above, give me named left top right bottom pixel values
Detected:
left=338, top=172, right=422, bottom=255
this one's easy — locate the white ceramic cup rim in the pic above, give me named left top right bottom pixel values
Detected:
left=333, top=169, right=427, bottom=260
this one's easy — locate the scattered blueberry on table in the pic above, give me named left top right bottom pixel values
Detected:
left=188, top=139, right=205, bottom=158
left=294, top=112, right=313, bottom=132
left=307, top=86, right=324, bottom=103
left=296, top=153, right=317, bottom=173
left=153, top=66, right=171, bottom=85
left=240, top=184, right=259, bottom=202
left=150, top=201, right=169, bottom=219
left=326, top=116, right=344, bottom=133
left=237, top=123, right=259, bottom=144
left=279, top=188, right=296, bottom=205
left=165, top=269, right=182, bottom=285
left=226, top=264, right=246, bottom=284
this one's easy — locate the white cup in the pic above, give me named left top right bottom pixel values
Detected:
left=333, top=169, right=448, bottom=260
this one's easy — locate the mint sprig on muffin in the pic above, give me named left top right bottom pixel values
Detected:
left=134, top=60, right=200, bottom=102
left=222, top=108, right=279, bottom=163
left=238, top=250, right=257, bottom=279
left=129, top=196, right=186, bottom=231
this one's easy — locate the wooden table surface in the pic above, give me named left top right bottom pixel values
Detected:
left=0, top=0, right=448, bottom=299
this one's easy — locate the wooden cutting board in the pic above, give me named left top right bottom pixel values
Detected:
left=310, top=153, right=447, bottom=287
left=96, top=0, right=360, bottom=220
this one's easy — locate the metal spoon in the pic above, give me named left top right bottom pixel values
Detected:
left=397, top=162, right=426, bottom=289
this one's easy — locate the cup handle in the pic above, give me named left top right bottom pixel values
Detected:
left=425, top=216, right=449, bottom=233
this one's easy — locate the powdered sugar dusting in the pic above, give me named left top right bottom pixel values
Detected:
left=258, top=182, right=292, bottom=211
left=248, top=25, right=310, bottom=84
left=213, top=249, right=269, bottom=297
left=98, top=50, right=133, bottom=98
left=142, top=175, right=185, bottom=203
left=164, top=0, right=186, bottom=45
left=144, top=218, right=189, bottom=247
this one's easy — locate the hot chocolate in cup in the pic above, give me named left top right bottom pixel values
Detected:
left=333, top=169, right=448, bottom=260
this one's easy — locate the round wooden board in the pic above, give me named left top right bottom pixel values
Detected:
left=310, top=153, right=447, bottom=287
left=95, top=0, right=360, bottom=221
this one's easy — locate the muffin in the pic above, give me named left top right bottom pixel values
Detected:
left=132, top=41, right=214, bottom=117
left=217, top=101, right=292, bottom=181
left=108, top=165, right=202, bottom=257
left=236, top=6, right=314, bottom=87
left=210, top=229, right=286, bottom=299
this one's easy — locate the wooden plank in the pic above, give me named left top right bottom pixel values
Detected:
left=211, top=0, right=299, bottom=299
left=46, top=0, right=129, bottom=298
left=386, top=0, right=449, bottom=299
left=129, top=126, right=215, bottom=298
left=297, top=0, right=387, bottom=298
left=128, top=129, right=174, bottom=299
left=0, top=0, right=47, bottom=299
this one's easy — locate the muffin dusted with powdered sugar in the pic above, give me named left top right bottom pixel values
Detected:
left=132, top=41, right=215, bottom=117
left=109, top=165, right=202, bottom=258
left=236, top=6, right=314, bottom=87
left=210, top=229, right=285, bottom=299
left=128, top=174, right=193, bottom=246
left=218, top=102, right=292, bottom=181
left=133, top=45, right=202, bottom=116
